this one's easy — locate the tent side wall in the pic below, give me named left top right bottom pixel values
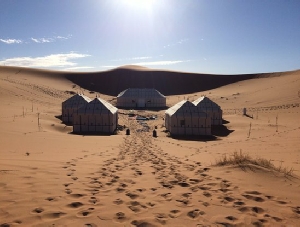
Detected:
left=193, top=97, right=223, bottom=126
left=73, top=110, right=118, bottom=134
left=116, top=89, right=166, bottom=108
left=117, top=97, right=166, bottom=108
left=166, top=113, right=211, bottom=136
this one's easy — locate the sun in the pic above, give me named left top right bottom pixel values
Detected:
left=121, top=0, right=156, bottom=10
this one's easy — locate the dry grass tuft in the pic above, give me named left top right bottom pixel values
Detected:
left=215, top=150, right=295, bottom=178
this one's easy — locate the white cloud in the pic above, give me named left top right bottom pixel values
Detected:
left=0, top=35, right=71, bottom=45
left=55, top=35, right=71, bottom=40
left=31, top=37, right=53, bottom=43
left=31, top=35, right=71, bottom=43
left=0, top=39, right=22, bottom=44
left=0, top=52, right=90, bottom=68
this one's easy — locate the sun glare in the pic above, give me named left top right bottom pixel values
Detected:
left=122, top=0, right=156, bottom=10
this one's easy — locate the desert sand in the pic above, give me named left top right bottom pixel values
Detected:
left=0, top=66, right=299, bottom=226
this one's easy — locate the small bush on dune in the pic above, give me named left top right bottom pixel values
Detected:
left=215, top=150, right=295, bottom=178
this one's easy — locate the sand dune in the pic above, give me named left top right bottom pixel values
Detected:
left=65, top=66, right=296, bottom=96
left=0, top=66, right=300, bottom=226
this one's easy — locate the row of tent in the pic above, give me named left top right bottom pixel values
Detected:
left=62, top=95, right=118, bottom=134
left=61, top=88, right=222, bottom=135
left=165, top=97, right=222, bottom=136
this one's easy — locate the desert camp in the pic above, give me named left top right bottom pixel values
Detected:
left=0, top=65, right=300, bottom=226
left=1, top=1, right=300, bottom=226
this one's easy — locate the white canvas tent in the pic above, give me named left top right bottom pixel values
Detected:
left=62, top=94, right=91, bottom=124
left=73, top=97, right=118, bottom=134
left=165, top=100, right=211, bottom=136
left=117, top=88, right=166, bottom=108
left=192, top=96, right=223, bottom=125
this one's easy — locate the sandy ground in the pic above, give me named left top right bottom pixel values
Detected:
left=0, top=66, right=300, bottom=226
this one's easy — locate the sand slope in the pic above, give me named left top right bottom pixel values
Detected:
left=0, top=66, right=300, bottom=226
left=64, top=65, right=290, bottom=96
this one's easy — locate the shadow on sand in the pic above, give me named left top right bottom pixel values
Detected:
left=170, top=135, right=220, bottom=142
left=118, top=106, right=169, bottom=112
left=69, top=131, right=113, bottom=136
left=211, top=125, right=234, bottom=137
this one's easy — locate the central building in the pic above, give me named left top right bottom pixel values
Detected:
left=117, top=88, right=166, bottom=108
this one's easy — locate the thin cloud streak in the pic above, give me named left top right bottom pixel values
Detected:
left=0, top=35, right=71, bottom=44
left=134, top=60, right=190, bottom=66
left=0, top=52, right=90, bottom=68
left=63, top=66, right=95, bottom=71
left=0, top=39, right=22, bottom=44
left=112, top=56, right=152, bottom=62
left=31, top=38, right=53, bottom=43
left=31, top=35, right=71, bottom=43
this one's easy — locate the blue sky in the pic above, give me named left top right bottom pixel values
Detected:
left=0, top=0, right=300, bottom=74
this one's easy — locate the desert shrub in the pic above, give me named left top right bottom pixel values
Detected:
left=215, top=150, right=295, bottom=178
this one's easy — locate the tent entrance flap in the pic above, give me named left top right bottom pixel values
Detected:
left=138, top=99, right=145, bottom=107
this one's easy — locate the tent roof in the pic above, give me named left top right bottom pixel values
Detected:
left=78, top=97, right=118, bottom=114
left=62, top=94, right=91, bottom=107
left=165, top=100, right=207, bottom=117
left=117, top=88, right=165, bottom=98
left=192, top=96, right=221, bottom=109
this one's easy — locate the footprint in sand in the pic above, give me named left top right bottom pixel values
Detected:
left=84, top=223, right=97, bottom=227
left=126, top=192, right=140, bottom=199
left=89, top=196, right=98, bottom=205
left=68, top=193, right=85, bottom=198
left=113, top=212, right=127, bottom=222
left=252, top=206, right=265, bottom=214
left=242, top=194, right=264, bottom=202
left=169, top=209, right=181, bottom=218
left=31, top=207, right=44, bottom=214
left=66, top=202, right=84, bottom=209
left=76, top=208, right=94, bottom=217
left=175, top=198, right=193, bottom=207
left=146, top=202, right=156, bottom=208
left=291, top=206, right=300, bottom=215
left=233, top=200, right=245, bottom=206
left=65, top=188, right=72, bottom=194
left=42, top=211, right=67, bottom=219
left=113, top=198, right=124, bottom=205
left=238, top=206, right=264, bottom=214
left=0, top=223, right=10, bottom=227
left=63, top=183, right=73, bottom=187
left=187, top=209, right=205, bottom=219
left=271, top=216, right=283, bottom=222
left=150, top=213, right=168, bottom=225
left=189, top=178, right=202, bottom=184
left=203, top=191, right=212, bottom=197
left=131, top=220, right=156, bottom=227
left=159, top=193, right=172, bottom=201
left=222, top=196, right=235, bottom=203
left=127, top=201, right=148, bottom=213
